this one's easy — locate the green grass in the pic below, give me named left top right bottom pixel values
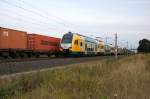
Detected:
left=0, top=54, right=150, bottom=99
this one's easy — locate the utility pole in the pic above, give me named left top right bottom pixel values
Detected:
left=126, top=42, right=128, bottom=55
left=115, top=33, right=118, bottom=59
left=130, top=44, right=132, bottom=51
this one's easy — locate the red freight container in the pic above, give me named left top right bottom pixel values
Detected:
left=27, top=34, right=60, bottom=53
left=0, top=27, right=27, bottom=49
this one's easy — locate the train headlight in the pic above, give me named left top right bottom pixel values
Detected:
left=60, top=48, right=63, bottom=51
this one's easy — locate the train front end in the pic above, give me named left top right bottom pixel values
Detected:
left=60, top=32, right=73, bottom=55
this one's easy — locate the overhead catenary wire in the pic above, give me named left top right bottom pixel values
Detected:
left=0, top=9, right=65, bottom=31
left=17, top=0, right=93, bottom=34
left=96, top=34, right=129, bottom=49
left=0, top=0, right=73, bottom=31
left=2, top=0, right=93, bottom=32
left=18, top=0, right=79, bottom=27
left=0, top=0, right=106, bottom=36
left=0, top=12, right=67, bottom=35
left=0, top=0, right=132, bottom=49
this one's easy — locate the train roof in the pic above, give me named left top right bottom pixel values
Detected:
left=66, top=32, right=104, bottom=43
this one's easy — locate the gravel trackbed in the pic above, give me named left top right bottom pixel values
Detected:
left=0, top=56, right=114, bottom=76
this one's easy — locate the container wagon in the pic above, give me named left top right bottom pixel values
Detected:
left=27, top=34, right=61, bottom=57
left=0, top=27, right=31, bottom=58
left=0, top=27, right=61, bottom=58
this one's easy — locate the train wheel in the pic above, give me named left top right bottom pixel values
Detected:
left=47, top=53, right=51, bottom=57
left=10, top=52, right=19, bottom=59
left=54, top=52, right=60, bottom=57
left=20, top=53, right=27, bottom=58
left=35, top=54, right=40, bottom=58
left=3, top=56, right=8, bottom=59
left=80, top=52, right=84, bottom=57
left=27, top=53, right=31, bottom=58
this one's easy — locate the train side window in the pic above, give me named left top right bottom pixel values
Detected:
left=100, top=45, right=104, bottom=49
left=80, top=42, right=83, bottom=46
left=95, top=45, right=97, bottom=51
left=74, top=40, right=78, bottom=45
left=85, top=44, right=87, bottom=50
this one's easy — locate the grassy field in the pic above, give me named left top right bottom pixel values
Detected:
left=0, top=54, right=150, bottom=99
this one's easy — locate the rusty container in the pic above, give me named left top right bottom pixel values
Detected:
left=27, top=34, right=61, bottom=53
left=0, top=27, right=27, bottom=49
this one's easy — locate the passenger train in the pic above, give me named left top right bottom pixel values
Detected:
left=60, top=32, right=106, bottom=56
left=60, top=32, right=131, bottom=56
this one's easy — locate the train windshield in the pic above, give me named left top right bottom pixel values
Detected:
left=61, top=33, right=73, bottom=43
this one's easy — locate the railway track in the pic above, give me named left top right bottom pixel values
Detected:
left=0, top=56, right=121, bottom=76
left=0, top=57, right=56, bottom=64
left=0, top=55, right=111, bottom=64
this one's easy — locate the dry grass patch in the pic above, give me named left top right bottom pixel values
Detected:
left=0, top=54, right=150, bottom=99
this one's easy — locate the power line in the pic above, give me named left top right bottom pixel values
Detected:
left=0, top=9, right=64, bottom=30
left=1, top=0, right=113, bottom=36
left=0, top=0, right=72, bottom=30
left=18, top=0, right=94, bottom=33
left=0, top=12, right=66, bottom=33
left=1, top=0, right=92, bottom=34
left=0, top=0, right=133, bottom=48
left=18, top=0, right=78, bottom=27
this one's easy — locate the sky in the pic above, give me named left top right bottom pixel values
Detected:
left=0, top=0, right=150, bottom=48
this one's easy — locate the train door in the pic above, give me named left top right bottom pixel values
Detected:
left=85, top=43, right=87, bottom=55
left=79, top=36, right=85, bottom=53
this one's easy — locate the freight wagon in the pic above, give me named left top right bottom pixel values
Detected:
left=0, top=27, right=29, bottom=58
left=0, top=27, right=61, bottom=58
left=27, top=34, right=60, bottom=57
